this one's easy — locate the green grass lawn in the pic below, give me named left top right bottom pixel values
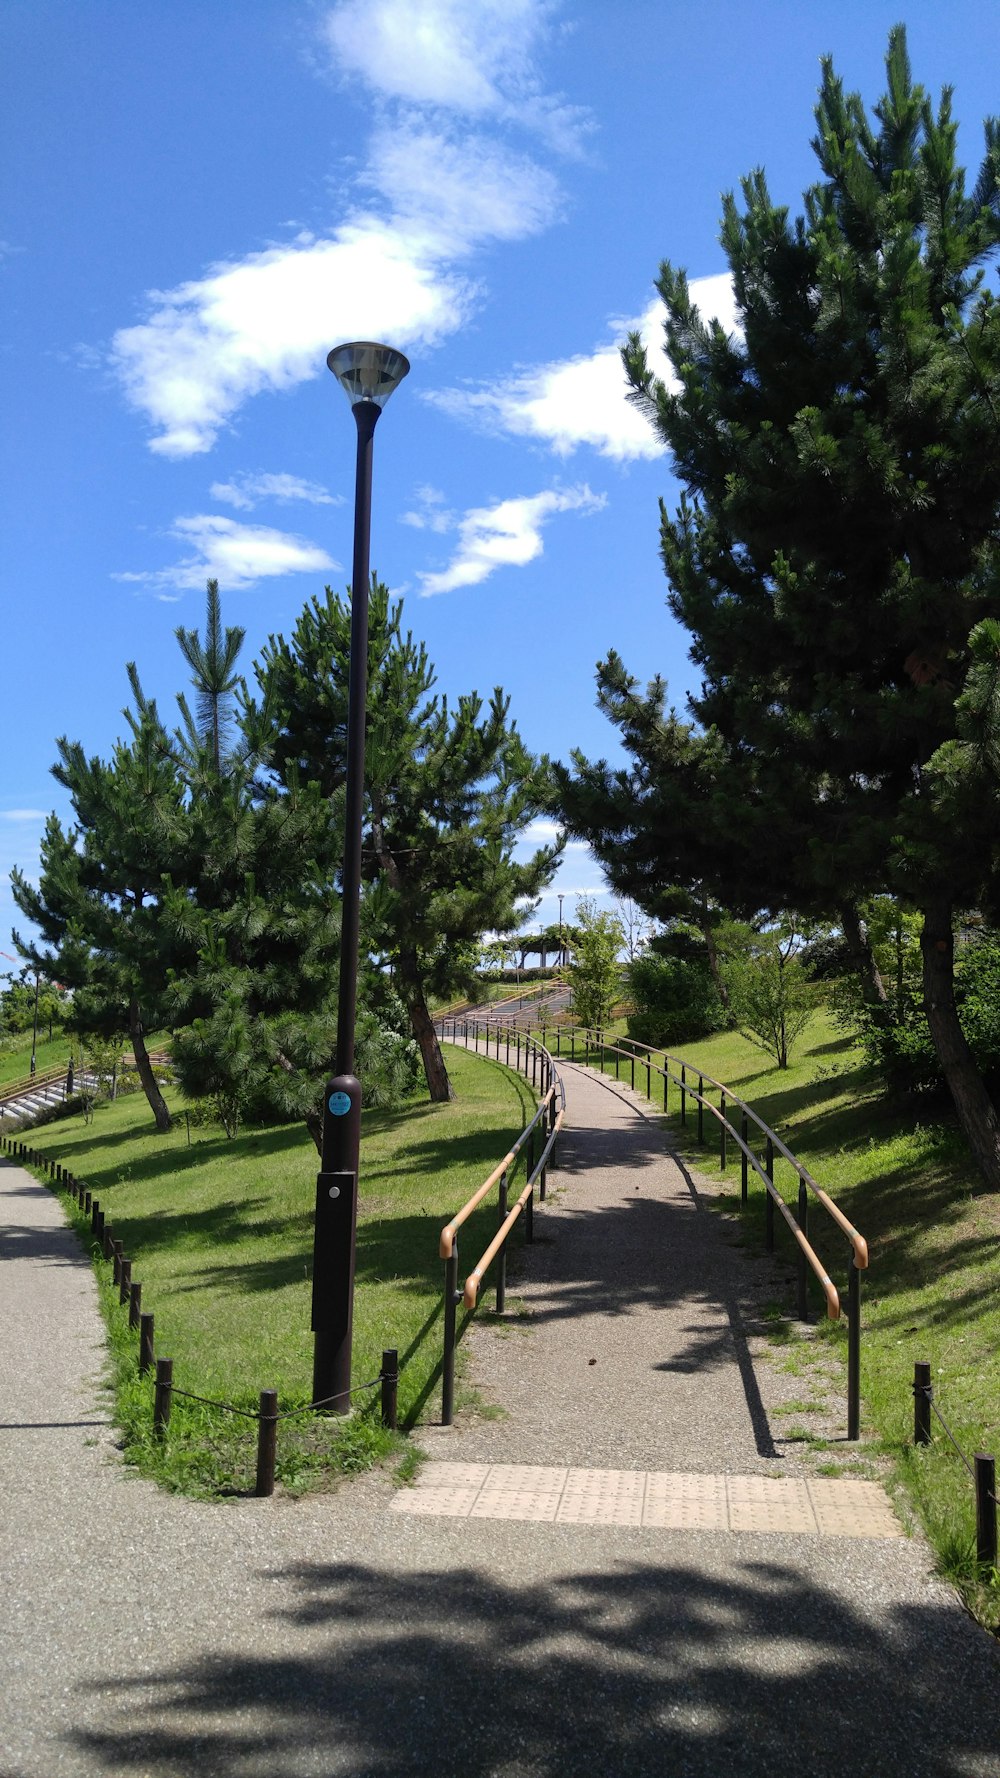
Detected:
left=0, top=1030, right=75, bottom=1086
left=524, top=1007, right=1000, bottom=1627
left=18, top=1045, right=535, bottom=1496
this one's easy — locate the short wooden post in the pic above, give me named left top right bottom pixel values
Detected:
left=381, top=1349, right=399, bottom=1430
left=975, top=1455, right=997, bottom=1568
left=255, top=1390, right=278, bottom=1497
left=153, top=1358, right=173, bottom=1437
left=913, top=1360, right=932, bottom=1446
left=129, top=1280, right=142, bottom=1330
left=119, top=1258, right=132, bottom=1306
left=139, top=1313, right=155, bottom=1376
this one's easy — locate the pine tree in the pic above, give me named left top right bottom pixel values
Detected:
left=260, top=581, right=562, bottom=1100
left=11, top=715, right=185, bottom=1131
left=608, top=28, right=1000, bottom=1183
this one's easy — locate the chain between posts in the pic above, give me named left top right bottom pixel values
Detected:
left=912, top=1361, right=997, bottom=1568
left=4, top=1137, right=401, bottom=1495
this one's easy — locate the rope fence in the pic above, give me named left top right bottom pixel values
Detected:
left=1, top=1131, right=401, bottom=1496
left=912, top=1360, right=997, bottom=1567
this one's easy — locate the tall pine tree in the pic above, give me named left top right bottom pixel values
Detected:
left=260, top=581, right=561, bottom=1100
left=592, top=28, right=1000, bottom=1185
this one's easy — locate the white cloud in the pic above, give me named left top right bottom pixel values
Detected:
left=427, top=273, right=740, bottom=461
left=401, top=485, right=456, bottom=533
left=115, top=515, right=337, bottom=596
left=321, top=0, right=587, bottom=151
left=210, top=471, right=342, bottom=512
left=111, top=5, right=578, bottom=457
left=0, top=810, right=46, bottom=822
left=417, top=482, right=604, bottom=596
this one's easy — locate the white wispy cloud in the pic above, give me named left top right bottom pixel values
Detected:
left=115, top=516, right=337, bottom=597
left=416, top=482, right=605, bottom=596
left=111, top=2, right=583, bottom=457
left=210, top=471, right=342, bottom=512
left=426, top=273, right=740, bottom=461
left=321, top=0, right=588, bottom=152
left=401, top=485, right=456, bottom=533
left=0, top=810, right=46, bottom=822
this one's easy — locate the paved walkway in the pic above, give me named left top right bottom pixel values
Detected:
left=2, top=1054, right=999, bottom=1777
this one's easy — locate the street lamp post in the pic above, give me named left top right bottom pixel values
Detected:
left=29, top=967, right=40, bottom=1077
left=311, top=341, right=410, bottom=1414
left=557, top=893, right=564, bottom=972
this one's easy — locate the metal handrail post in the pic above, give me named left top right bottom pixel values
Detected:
left=847, top=1258, right=861, bottom=1440
left=765, top=1138, right=775, bottom=1251
left=697, top=1077, right=704, bottom=1143
left=496, top=1173, right=508, bottom=1313
left=741, top=1112, right=748, bottom=1203
left=797, top=1179, right=809, bottom=1320
left=680, top=1064, right=686, bottom=1124
left=442, top=1247, right=459, bottom=1425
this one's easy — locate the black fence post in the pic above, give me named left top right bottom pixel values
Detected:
left=913, top=1360, right=932, bottom=1445
left=129, top=1280, right=142, bottom=1330
left=720, top=1092, right=727, bottom=1169
left=847, top=1259, right=861, bottom=1441
left=741, top=1113, right=748, bottom=1204
left=381, top=1349, right=399, bottom=1430
left=697, top=1077, right=704, bottom=1143
left=680, top=1064, right=686, bottom=1123
left=765, top=1139, right=775, bottom=1252
left=496, top=1172, right=508, bottom=1313
left=663, top=1062, right=668, bottom=1112
left=153, top=1358, right=173, bottom=1437
left=796, top=1180, right=809, bottom=1321
left=442, top=1248, right=459, bottom=1426
left=112, top=1240, right=123, bottom=1286
left=525, top=1184, right=534, bottom=1243
left=139, top=1313, right=155, bottom=1376
left=646, top=1058, right=651, bottom=1098
left=255, top=1390, right=278, bottom=1498
left=975, top=1455, right=997, bottom=1568
left=119, top=1258, right=132, bottom=1307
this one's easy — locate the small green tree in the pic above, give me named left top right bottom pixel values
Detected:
left=724, top=922, right=816, bottom=1069
left=566, top=897, right=623, bottom=1029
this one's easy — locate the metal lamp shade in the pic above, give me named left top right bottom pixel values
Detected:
left=327, top=341, right=410, bottom=409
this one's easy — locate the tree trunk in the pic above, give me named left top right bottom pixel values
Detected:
left=128, top=997, right=172, bottom=1132
left=398, top=950, right=454, bottom=1102
left=839, top=901, right=889, bottom=1018
left=921, top=900, right=1000, bottom=1190
left=697, top=890, right=729, bottom=1012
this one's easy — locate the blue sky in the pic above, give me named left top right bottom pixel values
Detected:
left=3, top=0, right=999, bottom=963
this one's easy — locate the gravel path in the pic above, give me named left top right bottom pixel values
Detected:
left=2, top=1053, right=999, bottom=1778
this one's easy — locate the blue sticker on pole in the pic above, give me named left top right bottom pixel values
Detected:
left=328, top=1091, right=352, bottom=1117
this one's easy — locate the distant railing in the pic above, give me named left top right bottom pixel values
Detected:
left=434, top=1016, right=565, bottom=1424
left=466, top=1014, right=868, bottom=1442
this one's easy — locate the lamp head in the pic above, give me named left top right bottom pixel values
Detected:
left=327, top=341, right=410, bottom=410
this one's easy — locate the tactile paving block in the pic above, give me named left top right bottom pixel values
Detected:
left=726, top=1475, right=818, bottom=1534
left=390, top=1487, right=480, bottom=1517
left=557, top=1468, right=646, bottom=1525
left=807, top=1478, right=903, bottom=1538
left=643, top=1471, right=729, bottom=1530
left=470, top=1492, right=560, bottom=1521
left=479, top=1464, right=568, bottom=1490
left=418, top=1462, right=492, bottom=1489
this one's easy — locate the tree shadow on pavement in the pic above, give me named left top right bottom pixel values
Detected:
left=71, top=1554, right=1000, bottom=1778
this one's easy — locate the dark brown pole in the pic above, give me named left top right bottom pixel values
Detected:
left=311, top=399, right=379, bottom=1416
left=255, top=1390, right=278, bottom=1497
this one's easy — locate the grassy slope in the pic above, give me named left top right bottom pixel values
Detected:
left=21, top=1045, right=535, bottom=1493
left=539, top=1008, right=1000, bottom=1625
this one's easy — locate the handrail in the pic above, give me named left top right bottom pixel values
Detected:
left=470, top=1012, right=866, bottom=1441
left=439, top=1085, right=556, bottom=1259
left=464, top=1108, right=565, bottom=1308
left=432, top=1014, right=566, bottom=1425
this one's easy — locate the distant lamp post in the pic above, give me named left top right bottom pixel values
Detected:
left=557, top=893, right=564, bottom=971
left=29, top=967, right=41, bottom=1077
left=311, top=341, right=410, bottom=1414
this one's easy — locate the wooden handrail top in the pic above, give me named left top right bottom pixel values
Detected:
left=438, top=1077, right=556, bottom=1259
left=552, top=1025, right=867, bottom=1271
left=463, top=1112, right=563, bottom=1309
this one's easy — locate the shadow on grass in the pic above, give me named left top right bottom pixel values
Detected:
left=70, top=1558, right=1000, bottom=1778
